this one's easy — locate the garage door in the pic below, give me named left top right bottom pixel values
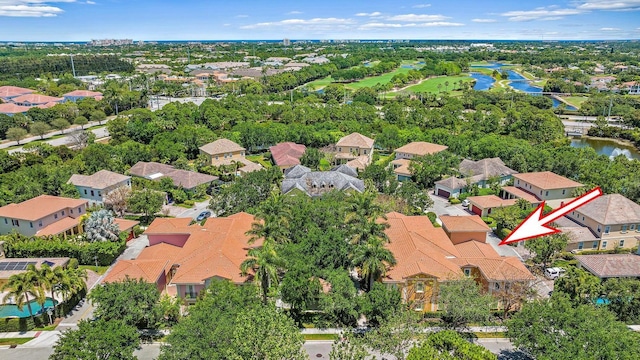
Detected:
left=437, top=189, right=450, bottom=198
left=471, top=205, right=482, bottom=215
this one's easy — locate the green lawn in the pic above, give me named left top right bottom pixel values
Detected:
left=304, top=76, right=334, bottom=90
left=469, top=67, right=495, bottom=76
left=0, top=338, right=34, bottom=346
left=78, top=265, right=109, bottom=275
left=564, top=96, right=589, bottom=108
left=405, top=76, right=473, bottom=93
left=346, top=67, right=413, bottom=90
left=246, top=154, right=273, bottom=168
left=303, top=334, right=338, bottom=341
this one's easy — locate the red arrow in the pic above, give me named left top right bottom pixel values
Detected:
left=499, top=187, right=603, bottom=246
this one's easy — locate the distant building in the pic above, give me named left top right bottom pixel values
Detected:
left=575, top=254, right=640, bottom=279
left=128, top=162, right=218, bottom=191
left=283, top=38, right=291, bottom=46
left=68, top=170, right=131, bottom=206
left=435, top=157, right=517, bottom=198
left=198, top=139, right=262, bottom=175
left=335, top=133, right=374, bottom=169
left=0, top=86, right=34, bottom=102
left=88, top=39, right=133, bottom=46
left=10, top=94, right=63, bottom=107
left=0, top=103, right=31, bottom=116
left=0, top=195, right=88, bottom=237
left=63, top=90, right=103, bottom=102
left=392, top=142, right=448, bottom=181
left=269, top=142, right=306, bottom=172
left=501, top=171, right=582, bottom=208
left=136, top=64, right=172, bottom=75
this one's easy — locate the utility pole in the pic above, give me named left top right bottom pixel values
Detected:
left=70, top=54, right=76, bottom=77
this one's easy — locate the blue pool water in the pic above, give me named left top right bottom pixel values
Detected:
left=0, top=298, right=57, bottom=318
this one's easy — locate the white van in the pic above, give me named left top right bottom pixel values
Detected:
left=544, top=267, right=566, bottom=280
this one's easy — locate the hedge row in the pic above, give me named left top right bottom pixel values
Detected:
left=3, top=235, right=126, bottom=266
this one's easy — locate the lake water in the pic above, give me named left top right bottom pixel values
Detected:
left=570, top=138, right=640, bottom=160
left=470, top=72, right=495, bottom=91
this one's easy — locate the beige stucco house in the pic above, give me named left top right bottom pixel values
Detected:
left=199, top=139, right=262, bottom=175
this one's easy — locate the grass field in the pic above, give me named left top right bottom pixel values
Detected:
left=0, top=338, right=34, bottom=346
left=303, top=334, right=338, bottom=341
left=346, top=67, right=413, bottom=89
left=305, top=76, right=334, bottom=90
left=246, top=154, right=273, bottom=168
left=405, top=76, right=473, bottom=93
left=564, top=96, right=589, bottom=108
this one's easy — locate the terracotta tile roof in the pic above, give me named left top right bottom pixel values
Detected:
left=11, top=94, right=63, bottom=105
left=63, top=90, right=103, bottom=98
left=468, top=195, right=518, bottom=209
left=452, top=256, right=535, bottom=282
left=103, top=260, right=168, bottom=284
left=501, top=186, right=542, bottom=203
left=237, top=158, right=263, bottom=173
left=0, top=86, right=34, bottom=98
left=459, top=158, right=517, bottom=180
left=37, top=102, right=59, bottom=109
left=395, top=142, right=448, bottom=156
left=391, top=159, right=412, bottom=176
left=440, top=215, right=491, bottom=233
left=0, top=195, right=87, bottom=221
left=269, top=142, right=306, bottom=167
left=112, top=212, right=260, bottom=286
left=128, top=162, right=218, bottom=189
left=35, top=217, right=81, bottom=236
left=454, top=240, right=499, bottom=258
left=199, top=138, right=245, bottom=155
left=336, top=132, right=374, bottom=149
left=68, top=170, right=130, bottom=189
left=575, top=194, right=640, bottom=225
left=576, top=254, right=640, bottom=278
left=0, top=103, right=30, bottom=114
left=513, top=171, right=583, bottom=190
left=113, top=218, right=139, bottom=232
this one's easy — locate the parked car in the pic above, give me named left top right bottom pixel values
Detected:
left=461, top=199, right=470, bottom=207
left=544, top=267, right=566, bottom=280
left=196, top=211, right=212, bottom=221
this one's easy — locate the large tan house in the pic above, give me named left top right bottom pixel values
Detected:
left=0, top=195, right=88, bottom=237
left=501, top=171, right=582, bottom=208
left=335, top=133, right=374, bottom=170
left=382, top=212, right=534, bottom=312
left=199, top=139, right=262, bottom=175
left=68, top=170, right=131, bottom=207
left=391, top=142, right=448, bottom=181
left=564, top=194, right=640, bottom=251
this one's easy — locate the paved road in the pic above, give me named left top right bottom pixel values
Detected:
left=427, top=193, right=468, bottom=219
left=0, top=343, right=161, bottom=360
left=175, top=199, right=212, bottom=220
left=6, top=126, right=110, bottom=154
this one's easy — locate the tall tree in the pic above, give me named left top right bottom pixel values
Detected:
left=6, top=127, right=28, bottom=144
left=127, top=188, right=165, bottom=221
left=50, top=319, right=139, bottom=360
left=240, top=240, right=285, bottom=304
left=524, top=233, right=569, bottom=269
left=438, top=277, right=494, bottom=329
left=351, top=237, right=396, bottom=291
left=554, top=266, right=601, bottom=305
left=29, top=121, right=51, bottom=139
left=89, top=277, right=161, bottom=329
left=1, top=271, right=43, bottom=320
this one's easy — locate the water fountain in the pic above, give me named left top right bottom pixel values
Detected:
left=610, top=148, right=634, bottom=160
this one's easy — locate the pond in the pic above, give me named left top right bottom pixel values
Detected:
left=0, top=298, right=57, bottom=318
left=570, top=137, right=640, bottom=160
left=470, top=72, right=495, bottom=91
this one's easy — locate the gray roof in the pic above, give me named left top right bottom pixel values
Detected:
left=331, top=164, right=358, bottom=178
left=128, top=162, right=218, bottom=190
left=282, top=165, right=364, bottom=197
left=576, top=254, right=640, bottom=278
left=576, top=194, right=640, bottom=225
left=459, top=158, right=517, bottom=180
left=68, top=170, right=130, bottom=190
left=435, top=176, right=468, bottom=190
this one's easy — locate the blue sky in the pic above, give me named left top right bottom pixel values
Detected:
left=1, top=0, right=640, bottom=41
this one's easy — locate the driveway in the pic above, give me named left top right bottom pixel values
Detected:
left=427, top=193, right=469, bottom=218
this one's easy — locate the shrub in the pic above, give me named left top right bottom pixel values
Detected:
left=449, top=197, right=461, bottom=205
left=497, top=228, right=511, bottom=239
left=481, top=217, right=494, bottom=224
left=426, top=212, right=438, bottom=226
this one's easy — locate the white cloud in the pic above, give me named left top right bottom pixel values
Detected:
left=85, top=0, right=95, bottom=4
left=412, top=3, right=431, bottom=8
left=355, top=11, right=381, bottom=17
left=241, top=17, right=355, bottom=30
left=472, top=18, right=497, bottom=23
left=577, top=0, right=640, bottom=11
left=386, top=13, right=449, bottom=22
left=600, top=27, right=621, bottom=30
left=359, top=21, right=463, bottom=29
left=501, top=8, right=583, bottom=21
left=0, top=0, right=76, bottom=17
left=286, top=10, right=302, bottom=15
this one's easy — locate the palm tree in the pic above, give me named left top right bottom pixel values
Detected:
left=240, top=241, right=284, bottom=304
left=351, top=238, right=397, bottom=291
left=437, top=83, right=443, bottom=93
left=39, top=265, right=69, bottom=316
left=246, top=192, right=290, bottom=245
left=345, top=191, right=389, bottom=246
left=444, top=80, right=450, bottom=92
left=25, top=264, right=47, bottom=309
left=1, top=272, right=44, bottom=320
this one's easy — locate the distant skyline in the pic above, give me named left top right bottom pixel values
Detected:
left=1, top=0, right=640, bottom=41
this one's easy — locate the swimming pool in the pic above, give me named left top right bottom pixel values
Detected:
left=0, top=298, right=57, bottom=318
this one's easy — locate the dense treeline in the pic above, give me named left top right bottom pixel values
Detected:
left=0, top=55, right=134, bottom=80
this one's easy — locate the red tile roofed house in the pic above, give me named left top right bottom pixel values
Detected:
left=269, top=142, right=306, bottom=172
left=63, top=90, right=103, bottom=102
left=392, top=142, right=448, bottom=181
left=103, top=212, right=261, bottom=302
left=567, top=194, right=640, bottom=251
left=0, top=195, right=88, bottom=237
left=11, top=94, right=64, bottom=107
left=0, top=86, right=34, bottom=102
left=575, top=254, right=640, bottom=279
left=0, top=103, right=31, bottom=116
left=501, top=171, right=582, bottom=207
left=467, top=195, right=519, bottom=217
left=439, top=215, right=491, bottom=245
left=381, top=212, right=534, bottom=312
left=335, top=133, right=374, bottom=168
left=199, top=139, right=262, bottom=175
